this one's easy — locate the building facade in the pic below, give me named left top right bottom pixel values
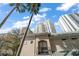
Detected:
left=58, top=13, right=79, bottom=32
left=35, top=20, right=56, bottom=33
left=20, top=19, right=79, bottom=56
left=20, top=29, right=79, bottom=56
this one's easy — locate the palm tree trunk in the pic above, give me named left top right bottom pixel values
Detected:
left=0, top=7, right=16, bottom=28
left=16, top=14, right=34, bottom=56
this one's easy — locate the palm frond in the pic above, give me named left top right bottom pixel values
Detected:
left=26, top=3, right=41, bottom=15
left=9, top=3, right=15, bottom=6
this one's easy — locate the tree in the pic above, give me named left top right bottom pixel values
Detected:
left=16, top=3, right=41, bottom=56
left=0, top=3, right=27, bottom=28
left=0, top=32, right=20, bottom=56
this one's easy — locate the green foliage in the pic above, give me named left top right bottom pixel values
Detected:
left=71, top=51, right=79, bottom=56
left=9, top=3, right=41, bottom=14
left=9, top=3, right=15, bottom=6
left=26, top=3, right=41, bottom=14
left=0, top=32, right=20, bottom=56
left=9, top=3, right=27, bottom=13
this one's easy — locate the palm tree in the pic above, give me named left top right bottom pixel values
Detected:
left=16, top=3, right=41, bottom=56
left=0, top=3, right=27, bottom=28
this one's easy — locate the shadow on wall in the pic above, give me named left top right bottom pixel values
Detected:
left=52, top=38, right=79, bottom=56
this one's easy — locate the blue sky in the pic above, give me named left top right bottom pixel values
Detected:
left=0, top=3, right=79, bottom=33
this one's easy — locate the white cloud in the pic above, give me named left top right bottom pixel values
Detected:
left=23, top=16, right=30, bottom=19
left=71, top=4, right=79, bottom=13
left=12, top=14, right=46, bottom=31
left=0, top=19, right=35, bottom=34
left=13, top=21, right=27, bottom=28
left=72, top=9, right=77, bottom=12
left=54, top=22, right=59, bottom=26
left=23, top=13, right=47, bottom=22
left=56, top=3, right=76, bottom=11
left=13, top=13, right=47, bottom=29
left=0, top=13, right=47, bottom=34
left=31, top=28, right=34, bottom=32
left=0, top=28, right=12, bottom=34
left=6, top=11, right=11, bottom=14
left=77, top=11, right=79, bottom=13
left=13, top=19, right=34, bottom=28
left=39, top=8, right=51, bottom=13
left=33, top=13, right=46, bottom=22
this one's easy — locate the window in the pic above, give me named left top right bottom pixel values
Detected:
left=62, top=39, right=66, bottom=40
left=71, top=38, right=77, bottom=40
left=52, top=51, right=55, bottom=53
left=30, top=41, right=33, bottom=44
left=38, top=40, right=48, bottom=55
left=24, top=41, right=27, bottom=45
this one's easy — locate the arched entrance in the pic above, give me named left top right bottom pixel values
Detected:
left=38, top=40, right=48, bottom=55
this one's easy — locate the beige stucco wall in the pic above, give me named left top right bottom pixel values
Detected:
left=20, top=39, right=35, bottom=56
left=20, top=35, right=52, bottom=56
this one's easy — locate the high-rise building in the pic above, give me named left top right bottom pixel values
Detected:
left=58, top=13, right=79, bottom=32
left=1, top=19, right=79, bottom=56
left=35, top=23, right=47, bottom=33
left=44, top=20, right=56, bottom=33
left=35, top=20, right=56, bottom=33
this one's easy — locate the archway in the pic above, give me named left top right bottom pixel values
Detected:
left=38, top=40, right=48, bottom=55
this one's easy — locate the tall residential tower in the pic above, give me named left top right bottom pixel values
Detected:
left=35, top=20, right=56, bottom=33
left=58, top=13, right=79, bottom=32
